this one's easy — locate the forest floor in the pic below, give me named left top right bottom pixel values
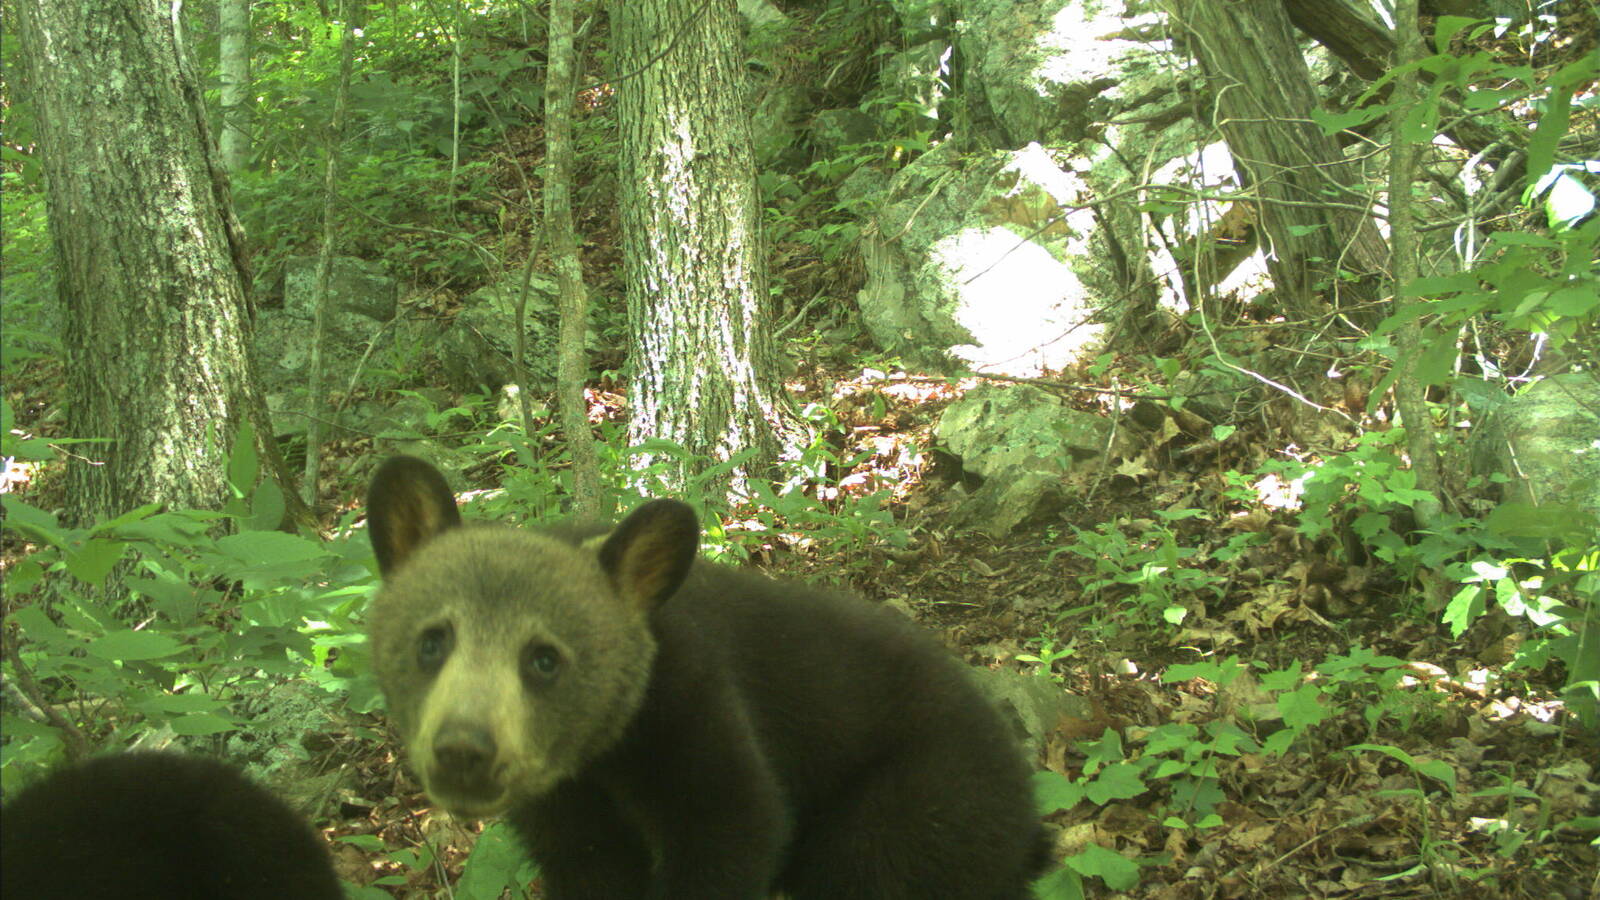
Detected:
left=321, top=354, right=1597, bottom=899
left=4, top=345, right=1596, bottom=899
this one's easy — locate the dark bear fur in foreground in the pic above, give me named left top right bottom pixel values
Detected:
left=0, top=751, right=341, bottom=900
left=367, top=455, right=1049, bottom=899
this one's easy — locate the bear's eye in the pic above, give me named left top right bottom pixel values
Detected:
left=521, top=643, right=562, bottom=687
left=417, top=626, right=453, bottom=671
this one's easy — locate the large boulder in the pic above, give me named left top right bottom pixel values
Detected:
left=856, top=143, right=1108, bottom=376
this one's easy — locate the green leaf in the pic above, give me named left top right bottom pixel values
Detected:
left=7, top=605, right=69, bottom=644
left=1350, top=743, right=1457, bottom=792
left=2, top=497, right=65, bottom=546
left=169, top=713, right=239, bottom=736
left=6, top=557, right=44, bottom=593
left=1029, top=865, right=1082, bottom=899
left=86, top=629, right=182, bottom=661
left=1525, top=82, right=1572, bottom=196
left=1085, top=762, right=1146, bottom=804
left=1278, top=683, right=1330, bottom=729
left=458, top=821, right=539, bottom=899
left=248, top=477, right=287, bottom=532
left=64, top=539, right=129, bottom=584
left=1411, top=325, right=1458, bottom=386
left=1033, top=770, right=1085, bottom=814
left=116, top=510, right=217, bottom=546
left=1545, top=283, right=1598, bottom=316
left=1415, top=758, right=1458, bottom=792
left=227, top=422, right=259, bottom=499
left=1432, top=16, right=1482, bottom=53
left=1442, top=584, right=1488, bottom=638
left=216, top=530, right=327, bottom=565
left=90, top=502, right=162, bottom=536
left=1063, top=843, right=1140, bottom=891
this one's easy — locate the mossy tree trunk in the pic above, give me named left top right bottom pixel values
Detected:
left=612, top=0, right=789, bottom=496
left=15, top=0, right=303, bottom=529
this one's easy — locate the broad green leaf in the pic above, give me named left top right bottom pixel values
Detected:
left=86, top=630, right=182, bottom=661
left=1063, top=843, right=1139, bottom=891
left=457, top=821, right=540, bottom=899
left=227, top=422, right=259, bottom=498
left=65, top=539, right=129, bottom=584
left=2, top=497, right=65, bottom=546
left=1033, top=770, right=1085, bottom=815
left=248, top=477, right=287, bottom=532
left=216, top=530, right=327, bottom=564
left=7, top=605, right=68, bottom=643
left=1432, top=16, right=1481, bottom=53
left=1443, top=584, right=1487, bottom=638
left=1084, top=762, right=1145, bottom=805
left=1412, top=325, right=1458, bottom=386
left=1278, top=683, right=1330, bottom=729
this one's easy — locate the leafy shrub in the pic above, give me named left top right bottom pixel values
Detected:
left=0, top=428, right=372, bottom=789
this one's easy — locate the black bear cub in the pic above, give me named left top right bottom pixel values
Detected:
left=367, top=455, right=1048, bottom=899
left=1, top=751, right=342, bottom=900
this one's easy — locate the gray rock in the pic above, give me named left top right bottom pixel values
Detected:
left=936, top=383, right=1109, bottom=534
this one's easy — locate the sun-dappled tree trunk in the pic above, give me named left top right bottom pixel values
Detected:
left=218, top=0, right=251, bottom=175
left=1165, top=0, right=1387, bottom=320
left=15, top=0, right=304, bottom=529
left=612, top=0, right=789, bottom=495
left=548, top=0, right=603, bottom=518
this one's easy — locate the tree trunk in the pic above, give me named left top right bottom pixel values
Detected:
left=218, top=0, right=251, bottom=175
left=612, top=0, right=789, bottom=495
left=548, top=0, right=603, bottom=518
left=1167, top=0, right=1388, bottom=321
left=303, top=12, right=357, bottom=509
left=1387, top=0, right=1447, bottom=609
left=15, top=0, right=304, bottom=528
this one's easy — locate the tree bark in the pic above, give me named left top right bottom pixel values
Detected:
left=1282, top=0, right=1390, bottom=80
left=612, top=0, right=789, bottom=495
left=1387, top=0, right=1447, bottom=610
left=548, top=0, right=603, bottom=518
left=1167, top=0, right=1388, bottom=321
left=15, top=0, right=305, bottom=529
left=218, top=0, right=251, bottom=174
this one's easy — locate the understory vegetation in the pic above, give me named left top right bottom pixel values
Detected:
left=3, top=1, right=1597, bottom=897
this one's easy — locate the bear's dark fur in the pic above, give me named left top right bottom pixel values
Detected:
left=0, top=751, right=341, bottom=900
left=367, top=455, right=1049, bottom=899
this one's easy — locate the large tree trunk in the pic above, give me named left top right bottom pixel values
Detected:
left=15, top=0, right=301, bottom=528
left=1167, top=0, right=1388, bottom=321
left=612, top=0, right=789, bottom=494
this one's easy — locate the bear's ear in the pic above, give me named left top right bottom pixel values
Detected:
left=596, top=499, right=699, bottom=609
left=367, top=456, right=463, bottom=576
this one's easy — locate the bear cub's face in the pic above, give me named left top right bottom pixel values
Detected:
left=366, top=457, right=697, bottom=818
